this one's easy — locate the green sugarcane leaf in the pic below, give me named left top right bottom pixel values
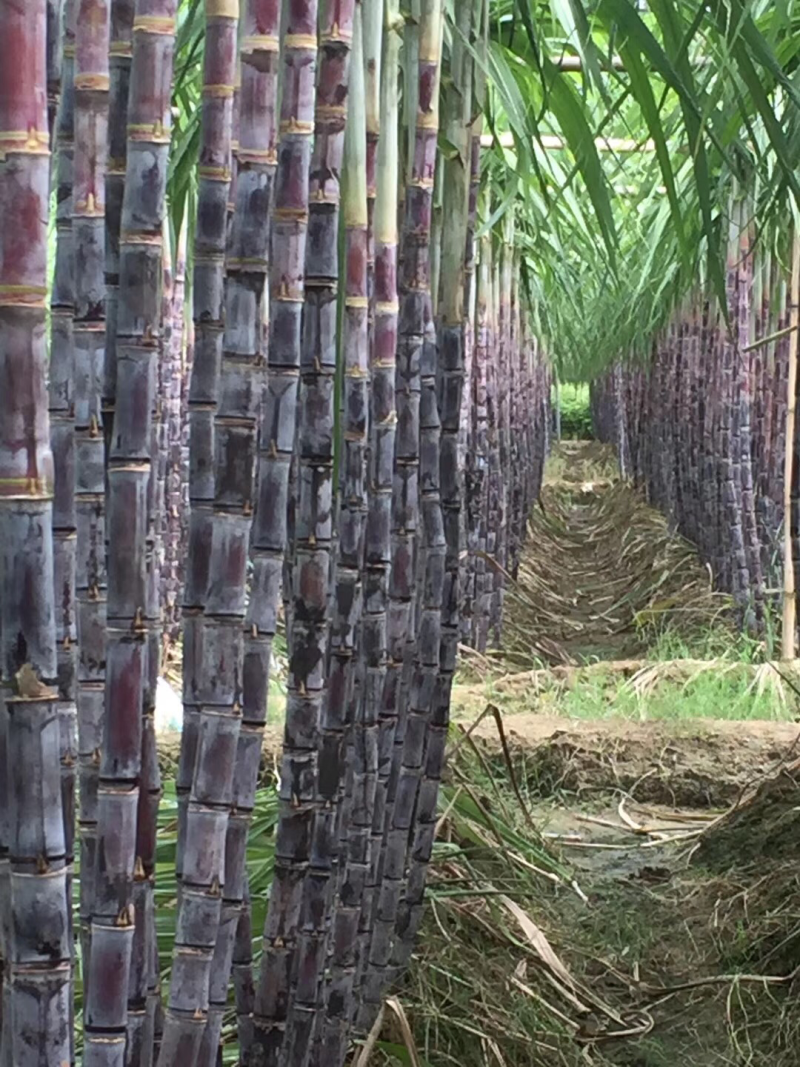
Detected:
left=645, top=0, right=727, bottom=313
left=552, top=0, right=609, bottom=102
left=708, top=1, right=800, bottom=202
left=725, top=0, right=800, bottom=107
left=540, top=53, right=618, bottom=267
left=615, top=42, right=688, bottom=267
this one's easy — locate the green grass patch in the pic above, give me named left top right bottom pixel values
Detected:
left=558, top=663, right=794, bottom=722
left=554, top=381, right=593, bottom=440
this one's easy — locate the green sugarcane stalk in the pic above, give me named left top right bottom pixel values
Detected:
left=73, top=0, right=111, bottom=997
left=0, top=4, right=71, bottom=1065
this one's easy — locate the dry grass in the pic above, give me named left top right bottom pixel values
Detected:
left=499, top=477, right=732, bottom=669
left=384, top=750, right=800, bottom=1067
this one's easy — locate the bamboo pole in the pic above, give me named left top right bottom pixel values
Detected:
left=782, top=233, right=800, bottom=660
left=480, top=132, right=657, bottom=152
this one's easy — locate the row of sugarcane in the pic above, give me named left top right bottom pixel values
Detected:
left=591, top=203, right=800, bottom=646
left=0, top=2, right=552, bottom=1067
left=460, top=215, right=552, bottom=653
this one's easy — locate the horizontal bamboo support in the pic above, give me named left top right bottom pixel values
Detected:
left=480, top=131, right=657, bottom=152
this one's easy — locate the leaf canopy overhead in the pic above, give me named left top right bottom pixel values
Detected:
left=168, top=0, right=800, bottom=380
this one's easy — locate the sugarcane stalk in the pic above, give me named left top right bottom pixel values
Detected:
left=178, top=0, right=242, bottom=885
left=73, top=0, right=111, bottom=997
left=175, top=2, right=285, bottom=1063
left=224, top=10, right=283, bottom=1047
left=162, top=218, right=189, bottom=646
left=357, top=6, right=416, bottom=1012
left=259, top=3, right=358, bottom=1065
left=359, top=0, right=444, bottom=1024
left=232, top=878, right=256, bottom=1065
left=170, top=3, right=282, bottom=1064
left=472, top=225, right=493, bottom=652
left=0, top=4, right=72, bottom=1064
left=104, top=0, right=136, bottom=454
left=82, top=5, right=177, bottom=1065
left=364, top=0, right=382, bottom=343
left=389, top=0, right=475, bottom=978
left=247, top=1, right=320, bottom=1062
left=352, top=0, right=403, bottom=1021
left=49, top=2, right=78, bottom=1058
left=459, top=41, right=484, bottom=645
left=47, top=0, right=65, bottom=143
left=782, top=232, right=800, bottom=660
left=487, top=242, right=502, bottom=641
left=281, top=10, right=370, bottom=1063
left=159, top=3, right=245, bottom=1064
left=732, top=199, right=763, bottom=628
